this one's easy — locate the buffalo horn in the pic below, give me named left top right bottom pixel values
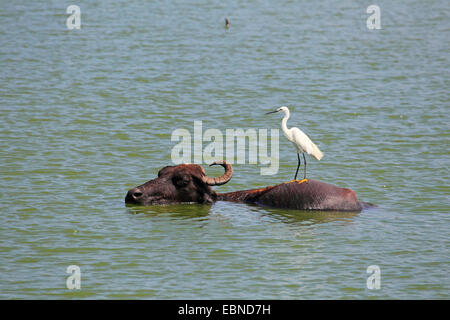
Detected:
left=202, top=160, right=233, bottom=186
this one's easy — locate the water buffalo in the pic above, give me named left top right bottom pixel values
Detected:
left=125, top=161, right=233, bottom=205
left=125, top=161, right=373, bottom=211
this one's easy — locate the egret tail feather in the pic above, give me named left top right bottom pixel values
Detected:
left=310, top=142, right=323, bottom=160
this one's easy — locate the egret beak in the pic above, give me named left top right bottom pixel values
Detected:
left=265, top=110, right=278, bottom=115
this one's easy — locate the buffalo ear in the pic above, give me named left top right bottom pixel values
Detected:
left=202, top=192, right=217, bottom=204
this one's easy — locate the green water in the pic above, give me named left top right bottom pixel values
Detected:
left=0, top=0, right=449, bottom=299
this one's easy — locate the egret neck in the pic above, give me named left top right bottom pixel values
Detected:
left=280, top=108, right=291, bottom=141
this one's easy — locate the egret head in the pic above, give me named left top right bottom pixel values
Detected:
left=265, top=106, right=290, bottom=115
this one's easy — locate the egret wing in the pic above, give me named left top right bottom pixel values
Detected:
left=291, top=128, right=315, bottom=154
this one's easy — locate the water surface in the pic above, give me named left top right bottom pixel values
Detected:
left=0, top=0, right=449, bottom=299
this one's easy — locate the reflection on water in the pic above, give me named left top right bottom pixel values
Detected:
left=126, top=203, right=212, bottom=219
left=232, top=202, right=361, bottom=225
left=261, top=207, right=360, bottom=225
left=126, top=199, right=360, bottom=226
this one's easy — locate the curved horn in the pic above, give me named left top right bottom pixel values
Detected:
left=202, top=160, right=233, bottom=186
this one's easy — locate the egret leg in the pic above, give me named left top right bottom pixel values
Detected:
left=302, top=153, right=307, bottom=179
left=294, top=153, right=301, bottom=180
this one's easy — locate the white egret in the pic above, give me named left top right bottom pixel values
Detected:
left=266, top=106, right=323, bottom=180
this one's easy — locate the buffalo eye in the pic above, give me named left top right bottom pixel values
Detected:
left=173, top=175, right=191, bottom=187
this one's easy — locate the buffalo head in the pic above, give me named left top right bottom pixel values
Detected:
left=125, top=161, right=233, bottom=205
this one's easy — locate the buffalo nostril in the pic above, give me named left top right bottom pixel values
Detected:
left=133, top=192, right=143, bottom=198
